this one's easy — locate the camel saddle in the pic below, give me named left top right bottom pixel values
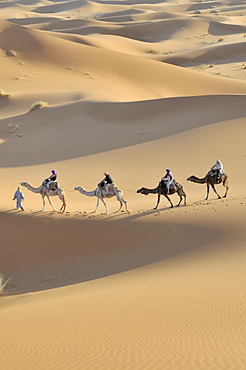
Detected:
left=209, top=170, right=223, bottom=182
left=107, top=183, right=116, bottom=192
left=99, top=182, right=116, bottom=192
left=160, top=180, right=176, bottom=193
left=48, top=181, right=58, bottom=191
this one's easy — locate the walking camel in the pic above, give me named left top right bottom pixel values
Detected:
left=21, top=181, right=66, bottom=212
left=74, top=185, right=128, bottom=214
left=137, top=181, right=186, bottom=209
left=187, top=172, right=229, bottom=200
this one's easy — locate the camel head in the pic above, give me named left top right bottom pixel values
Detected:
left=21, top=181, right=29, bottom=187
left=74, top=186, right=83, bottom=191
left=187, top=176, right=194, bottom=182
left=137, top=187, right=149, bottom=195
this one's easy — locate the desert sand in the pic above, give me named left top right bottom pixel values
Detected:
left=0, top=0, right=246, bottom=368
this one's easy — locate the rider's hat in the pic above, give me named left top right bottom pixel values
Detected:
left=52, top=170, right=56, bottom=174
left=104, top=171, right=109, bottom=175
left=166, top=169, right=170, bottom=172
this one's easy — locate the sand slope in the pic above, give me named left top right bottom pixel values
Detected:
left=0, top=0, right=246, bottom=369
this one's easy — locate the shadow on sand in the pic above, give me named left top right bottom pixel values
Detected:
left=1, top=211, right=220, bottom=296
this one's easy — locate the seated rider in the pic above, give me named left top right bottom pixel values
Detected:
left=100, top=172, right=114, bottom=195
left=210, top=159, right=223, bottom=182
left=161, top=169, right=173, bottom=194
left=44, top=170, right=57, bottom=189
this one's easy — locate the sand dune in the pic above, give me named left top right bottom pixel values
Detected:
left=1, top=19, right=246, bottom=110
left=0, top=0, right=246, bottom=369
left=1, top=94, right=246, bottom=167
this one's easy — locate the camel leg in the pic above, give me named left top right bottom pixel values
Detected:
left=41, top=196, right=45, bottom=212
left=94, top=196, right=108, bottom=214
left=124, top=200, right=129, bottom=213
left=47, top=195, right=56, bottom=210
left=59, top=196, right=66, bottom=212
left=205, top=184, right=210, bottom=200
left=115, top=193, right=123, bottom=212
left=222, top=179, right=229, bottom=198
left=177, top=188, right=186, bottom=206
left=100, top=198, right=109, bottom=214
left=176, top=195, right=182, bottom=206
left=59, top=202, right=66, bottom=212
left=114, top=201, right=123, bottom=213
left=119, top=198, right=128, bottom=213
left=164, top=195, right=173, bottom=208
left=211, top=184, right=221, bottom=199
left=92, top=198, right=100, bottom=213
left=115, top=192, right=128, bottom=213
left=154, top=193, right=161, bottom=209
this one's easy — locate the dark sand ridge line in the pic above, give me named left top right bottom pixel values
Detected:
left=51, top=18, right=205, bottom=42
left=30, top=0, right=150, bottom=16
left=2, top=0, right=246, bottom=16
left=4, top=8, right=202, bottom=30
left=30, top=0, right=246, bottom=19
left=201, top=5, right=246, bottom=16
left=7, top=17, right=61, bottom=26
left=51, top=17, right=246, bottom=41
left=0, top=2, right=20, bottom=10
left=12, top=14, right=246, bottom=45
left=10, top=12, right=146, bottom=30
left=95, top=10, right=180, bottom=23
left=0, top=212, right=220, bottom=294
left=187, top=1, right=246, bottom=13
left=208, top=20, right=246, bottom=35
left=160, top=40, right=246, bottom=66
left=0, top=94, right=246, bottom=167
left=0, top=0, right=50, bottom=6
left=32, top=0, right=98, bottom=14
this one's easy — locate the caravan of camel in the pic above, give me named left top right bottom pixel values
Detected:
left=21, top=169, right=229, bottom=214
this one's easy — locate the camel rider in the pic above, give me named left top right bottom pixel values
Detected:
left=100, top=172, right=114, bottom=195
left=210, top=159, right=223, bottom=182
left=161, top=169, right=173, bottom=194
left=44, top=170, right=57, bottom=189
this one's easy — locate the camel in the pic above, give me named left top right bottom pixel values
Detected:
left=74, top=185, right=128, bottom=214
left=187, top=172, right=229, bottom=200
left=21, top=181, right=66, bottom=212
left=137, top=181, right=186, bottom=209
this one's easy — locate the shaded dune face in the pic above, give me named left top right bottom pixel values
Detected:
left=1, top=213, right=218, bottom=294
left=0, top=94, right=246, bottom=167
